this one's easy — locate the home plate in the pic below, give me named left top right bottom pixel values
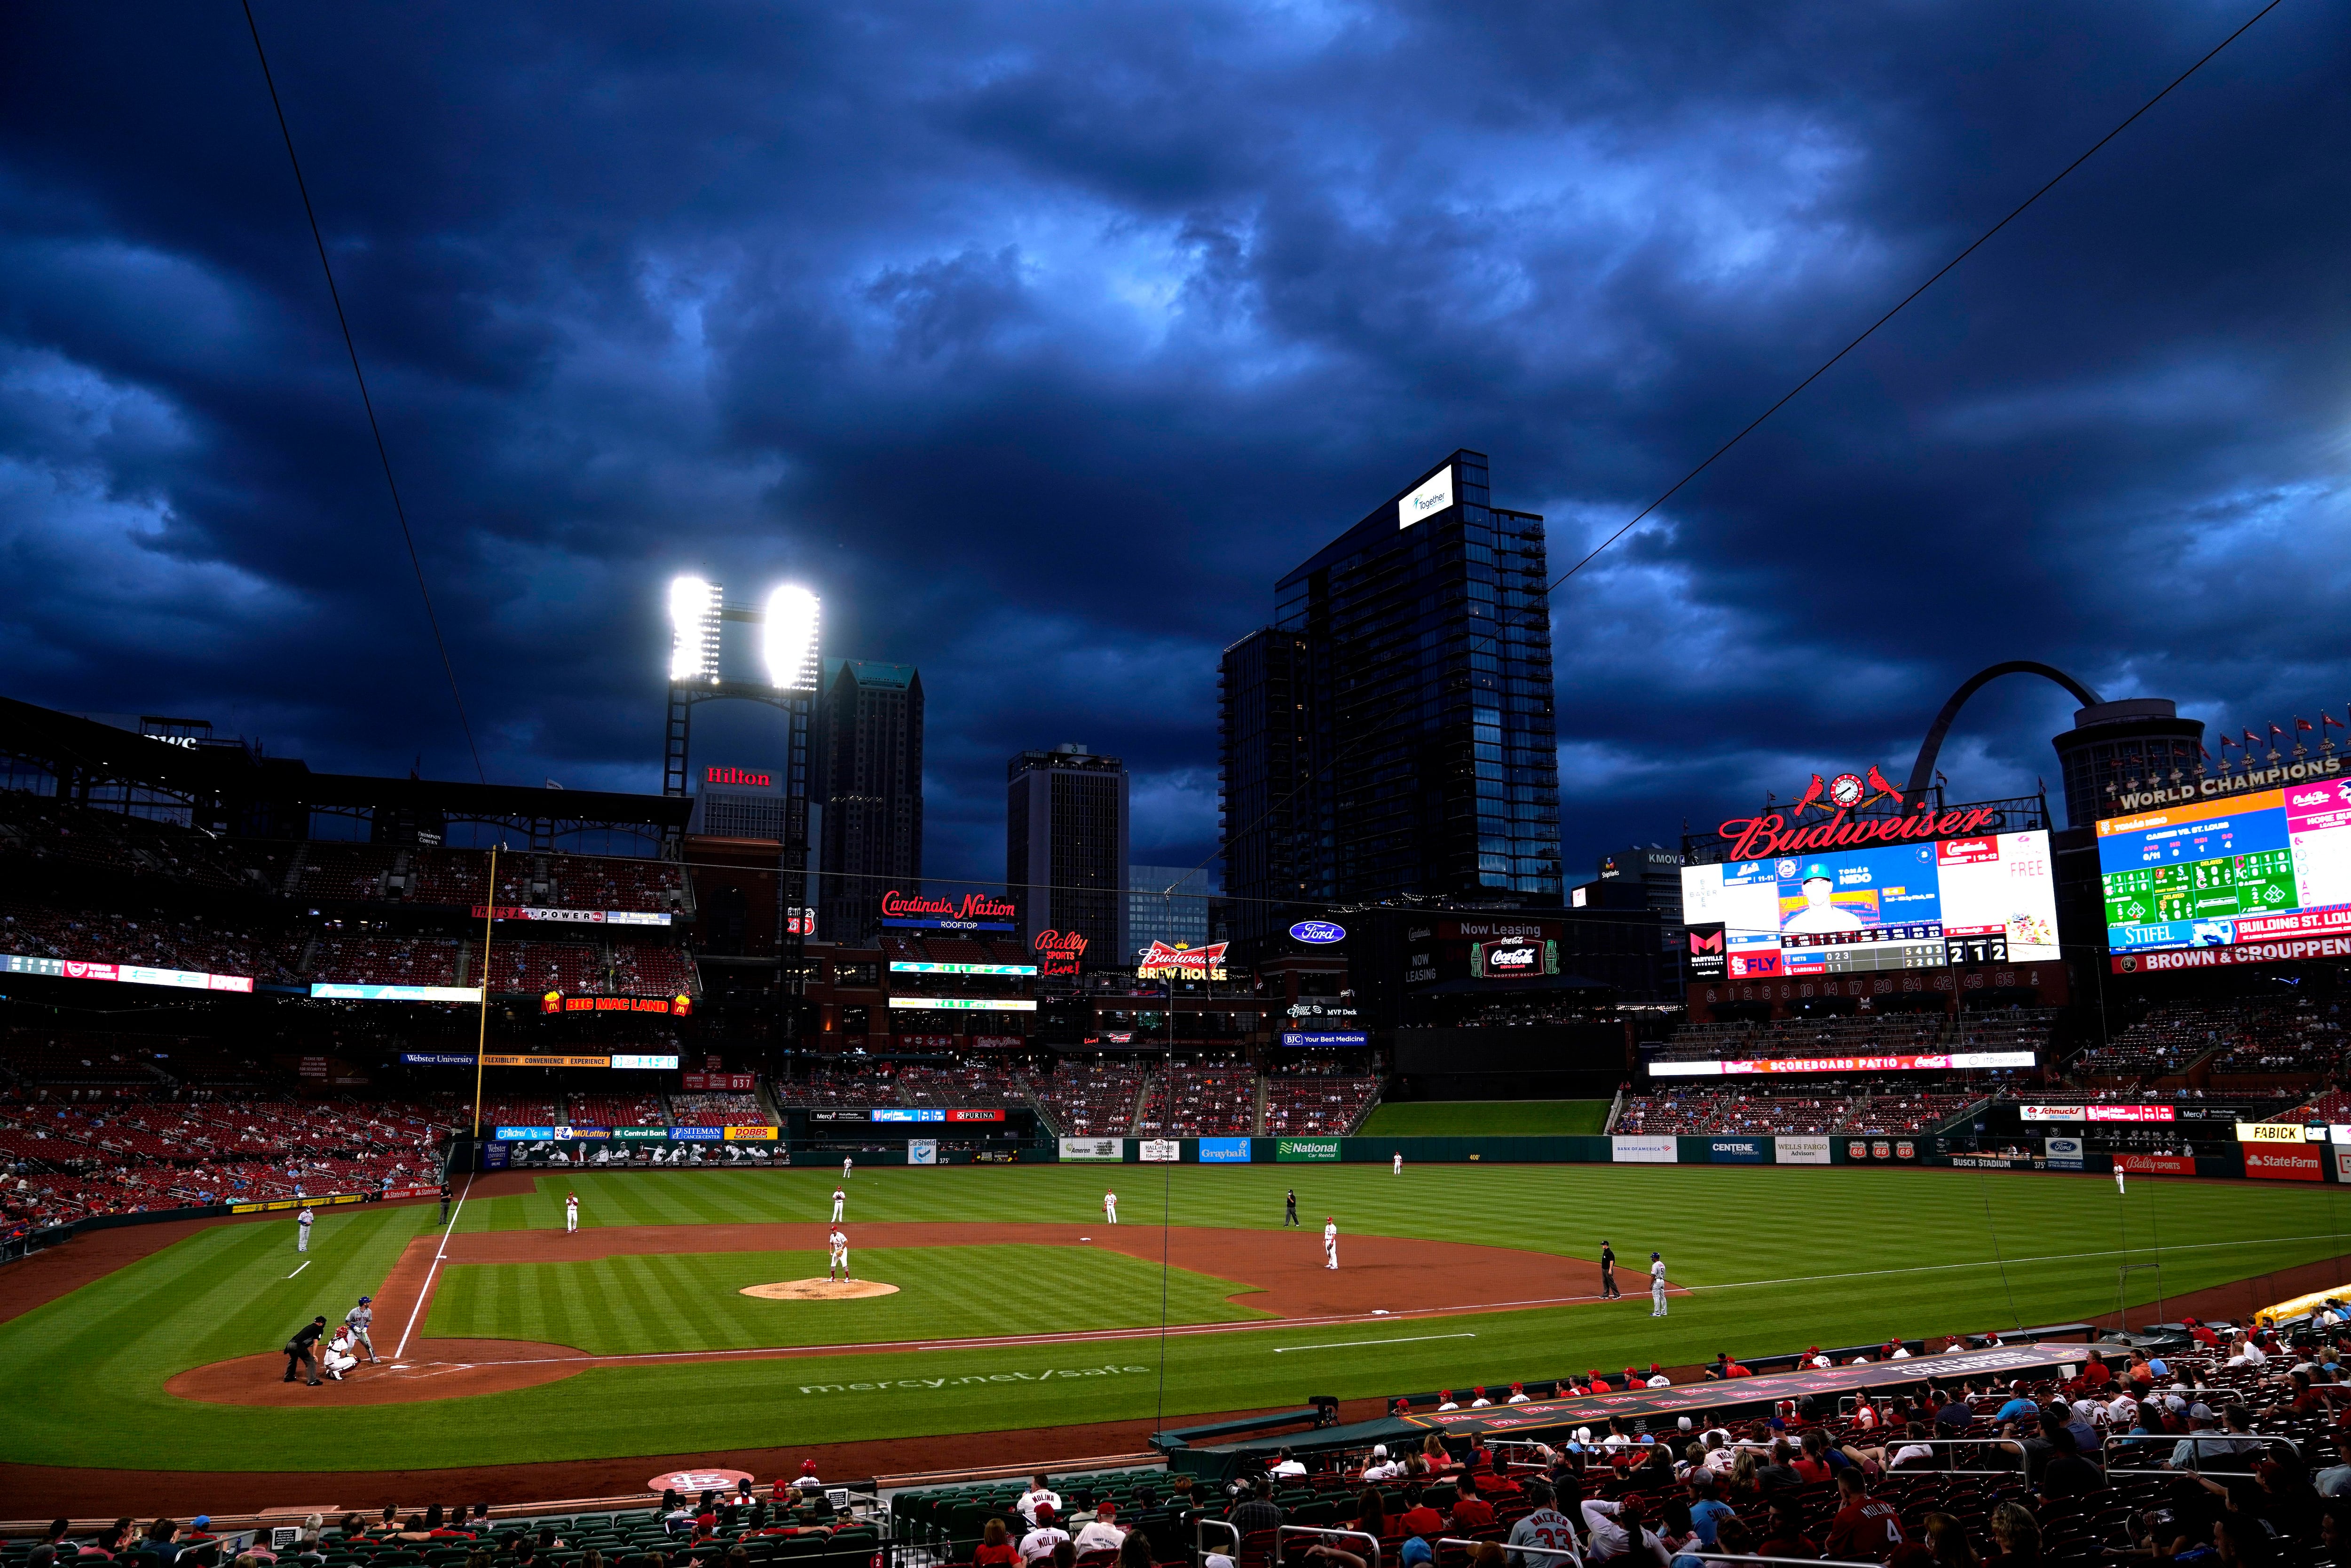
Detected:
left=740, top=1278, right=899, bottom=1300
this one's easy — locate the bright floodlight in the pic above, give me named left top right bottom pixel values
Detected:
left=668, top=575, right=720, bottom=683
left=763, top=584, right=820, bottom=692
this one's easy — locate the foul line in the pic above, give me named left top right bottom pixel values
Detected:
left=1275, top=1333, right=1475, bottom=1353
left=393, top=1172, right=473, bottom=1360
left=285, top=1261, right=310, bottom=1279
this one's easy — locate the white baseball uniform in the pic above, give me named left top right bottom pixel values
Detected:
left=842, top=1157, right=853, bottom=1180
left=831, top=1188, right=845, bottom=1222
left=1323, top=1219, right=1338, bottom=1269
left=1650, top=1257, right=1668, bottom=1316
left=2115, top=1166, right=2127, bottom=1196
left=1104, top=1190, right=1117, bottom=1224
left=566, top=1194, right=579, bottom=1232
left=296, top=1206, right=314, bottom=1252
left=1392, top=1152, right=1402, bottom=1175
left=829, top=1229, right=850, bottom=1279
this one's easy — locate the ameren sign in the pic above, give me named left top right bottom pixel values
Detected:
left=2107, top=754, right=2344, bottom=816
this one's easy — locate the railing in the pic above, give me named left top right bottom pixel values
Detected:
left=1868, top=1436, right=2030, bottom=1474
left=1437, top=1536, right=1577, bottom=1568
left=2102, top=1430, right=2306, bottom=1475
left=1275, top=1524, right=1382, bottom=1568
left=1693, top=1556, right=1883, bottom=1567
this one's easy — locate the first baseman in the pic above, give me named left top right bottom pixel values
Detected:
left=831, top=1186, right=846, bottom=1222
left=1323, top=1216, right=1338, bottom=1270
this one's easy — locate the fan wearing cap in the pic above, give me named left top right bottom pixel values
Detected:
left=1362, top=1445, right=1406, bottom=1481
left=344, top=1295, right=379, bottom=1364
left=1782, top=863, right=1863, bottom=933
left=1072, top=1504, right=1125, bottom=1554
left=1016, top=1507, right=1070, bottom=1562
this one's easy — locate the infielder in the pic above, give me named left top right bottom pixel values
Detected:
left=1323, top=1216, right=1338, bottom=1270
left=344, top=1295, right=379, bottom=1364
left=565, top=1190, right=580, bottom=1233
left=1103, top=1189, right=1117, bottom=1224
left=828, top=1226, right=851, bottom=1282
left=842, top=1155, right=854, bottom=1180
left=1649, top=1252, right=1668, bottom=1316
left=295, top=1204, right=315, bottom=1253
left=831, top=1186, right=846, bottom=1222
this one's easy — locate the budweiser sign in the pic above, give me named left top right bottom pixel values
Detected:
left=1137, top=940, right=1228, bottom=979
left=879, top=890, right=1018, bottom=926
left=1717, top=804, right=2000, bottom=861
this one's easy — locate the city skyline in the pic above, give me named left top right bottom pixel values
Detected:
left=3, top=4, right=2344, bottom=894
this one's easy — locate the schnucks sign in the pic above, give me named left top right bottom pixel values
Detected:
left=880, top=890, right=1018, bottom=931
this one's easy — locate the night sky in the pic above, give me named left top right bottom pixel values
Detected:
left=3, top=2, right=2344, bottom=886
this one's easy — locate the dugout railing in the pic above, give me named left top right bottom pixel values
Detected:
left=1273, top=1524, right=1380, bottom=1568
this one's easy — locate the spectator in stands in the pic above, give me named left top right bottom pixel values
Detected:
left=1750, top=1499, right=1817, bottom=1561
left=1579, top=1497, right=1664, bottom=1562
left=1501, top=1481, right=1575, bottom=1568
left=1270, top=1447, right=1307, bottom=1478
left=1682, top=1473, right=1733, bottom=1554
left=1822, top=1470, right=1905, bottom=1561
left=1394, top=1487, right=1443, bottom=1541
left=1363, top=1446, right=1406, bottom=1482
left=1017, top=1509, right=1070, bottom=1563
left=1981, top=1500, right=2042, bottom=1568
left=2036, top=1426, right=2104, bottom=1500
left=1350, top=1491, right=1386, bottom=1544
left=1754, top=1441, right=1801, bottom=1492
left=1230, top=1479, right=1285, bottom=1539
left=2170, top=1405, right=2266, bottom=1472
left=2317, top=1433, right=2351, bottom=1497
left=973, top=1521, right=1018, bottom=1568
left=1017, top=1477, right=1063, bottom=1527
left=1073, top=1504, right=1124, bottom=1556
left=1449, top=1474, right=1495, bottom=1533
left=1889, top=1422, right=1940, bottom=1471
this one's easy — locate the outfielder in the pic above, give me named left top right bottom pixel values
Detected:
left=842, top=1155, right=854, bottom=1180
left=296, top=1204, right=315, bottom=1253
left=828, top=1226, right=851, bottom=1282
left=2115, top=1166, right=2127, bottom=1196
left=1392, top=1151, right=1403, bottom=1175
left=1103, top=1189, right=1117, bottom=1224
left=344, top=1295, right=379, bottom=1364
left=1649, top=1252, right=1668, bottom=1317
left=565, top=1190, right=579, bottom=1233
left=831, top=1186, right=846, bottom=1222
left=1323, top=1216, right=1338, bottom=1270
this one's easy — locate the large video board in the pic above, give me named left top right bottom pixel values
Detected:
left=2098, top=780, right=2351, bottom=954
left=1680, top=830, right=2059, bottom=979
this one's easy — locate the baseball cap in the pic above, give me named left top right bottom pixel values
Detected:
left=1372, top=1445, right=1388, bottom=1458
left=192, top=1519, right=210, bottom=1531
left=1802, top=862, right=1833, bottom=882
left=1206, top=1554, right=1236, bottom=1568
left=358, top=1295, right=371, bottom=1305
left=1033, top=1506, right=1055, bottom=1522
left=1399, top=1540, right=1432, bottom=1568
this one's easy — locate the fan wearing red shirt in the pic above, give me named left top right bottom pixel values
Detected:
left=1754, top=1499, right=1818, bottom=1560
left=1448, top=1475, right=1495, bottom=1533
left=1822, top=1470, right=1905, bottom=1560
left=1396, top=1490, right=1445, bottom=1540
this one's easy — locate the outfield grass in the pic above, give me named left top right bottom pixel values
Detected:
left=1357, top=1099, right=1611, bottom=1136
left=427, top=1244, right=1267, bottom=1353
left=4, top=1161, right=2348, bottom=1472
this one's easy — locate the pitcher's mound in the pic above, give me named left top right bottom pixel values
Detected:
left=739, top=1278, right=899, bottom=1300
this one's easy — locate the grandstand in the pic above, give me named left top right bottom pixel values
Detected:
left=1616, top=1085, right=1980, bottom=1135
left=1133, top=1064, right=1254, bottom=1135
left=1261, top=1072, right=1381, bottom=1134
left=1656, top=1008, right=2057, bottom=1063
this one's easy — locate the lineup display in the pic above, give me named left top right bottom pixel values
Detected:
left=1680, top=830, right=2059, bottom=979
left=2098, top=780, right=2351, bottom=953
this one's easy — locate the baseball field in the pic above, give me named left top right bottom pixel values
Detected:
left=3, top=1160, right=2348, bottom=1504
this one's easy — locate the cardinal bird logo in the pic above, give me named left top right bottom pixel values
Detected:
left=1866, top=765, right=1906, bottom=808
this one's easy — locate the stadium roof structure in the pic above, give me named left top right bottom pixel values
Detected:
left=0, top=695, right=688, bottom=847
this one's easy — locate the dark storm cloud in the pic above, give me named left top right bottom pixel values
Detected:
left=0, top=0, right=2344, bottom=881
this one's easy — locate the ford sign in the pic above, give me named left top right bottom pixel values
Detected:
left=1289, top=921, right=1346, bottom=944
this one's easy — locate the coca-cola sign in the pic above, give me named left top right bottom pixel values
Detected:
left=880, top=890, right=1018, bottom=931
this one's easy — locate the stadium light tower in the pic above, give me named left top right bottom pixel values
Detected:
left=661, top=574, right=823, bottom=1054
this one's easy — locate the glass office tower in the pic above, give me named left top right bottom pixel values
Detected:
left=1220, top=451, right=1562, bottom=961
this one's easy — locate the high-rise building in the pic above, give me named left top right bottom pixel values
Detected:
left=1128, top=864, right=1214, bottom=959
left=1008, top=743, right=1128, bottom=969
left=815, top=661, right=923, bottom=945
left=1594, top=844, right=1687, bottom=984
left=1220, top=451, right=1562, bottom=961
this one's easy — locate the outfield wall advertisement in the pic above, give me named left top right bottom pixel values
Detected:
left=1198, top=1137, right=1252, bottom=1163
left=1276, top=1138, right=1341, bottom=1162
left=1776, top=1136, right=1831, bottom=1165
left=1611, top=1135, right=1678, bottom=1164
left=1059, top=1137, right=1123, bottom=1161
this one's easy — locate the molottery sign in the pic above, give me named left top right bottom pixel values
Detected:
left=880, top=890, right=1018, bottom=931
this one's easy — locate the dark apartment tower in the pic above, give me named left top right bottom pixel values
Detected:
left=1220, top=451, right=1562, bottom=962
left=1008, top=743, right=1129, bottom=969
left=816, top=661, right=923, bottom=944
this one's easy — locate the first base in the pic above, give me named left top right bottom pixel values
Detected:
left=739, top=1278, right=899, bottom=1300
